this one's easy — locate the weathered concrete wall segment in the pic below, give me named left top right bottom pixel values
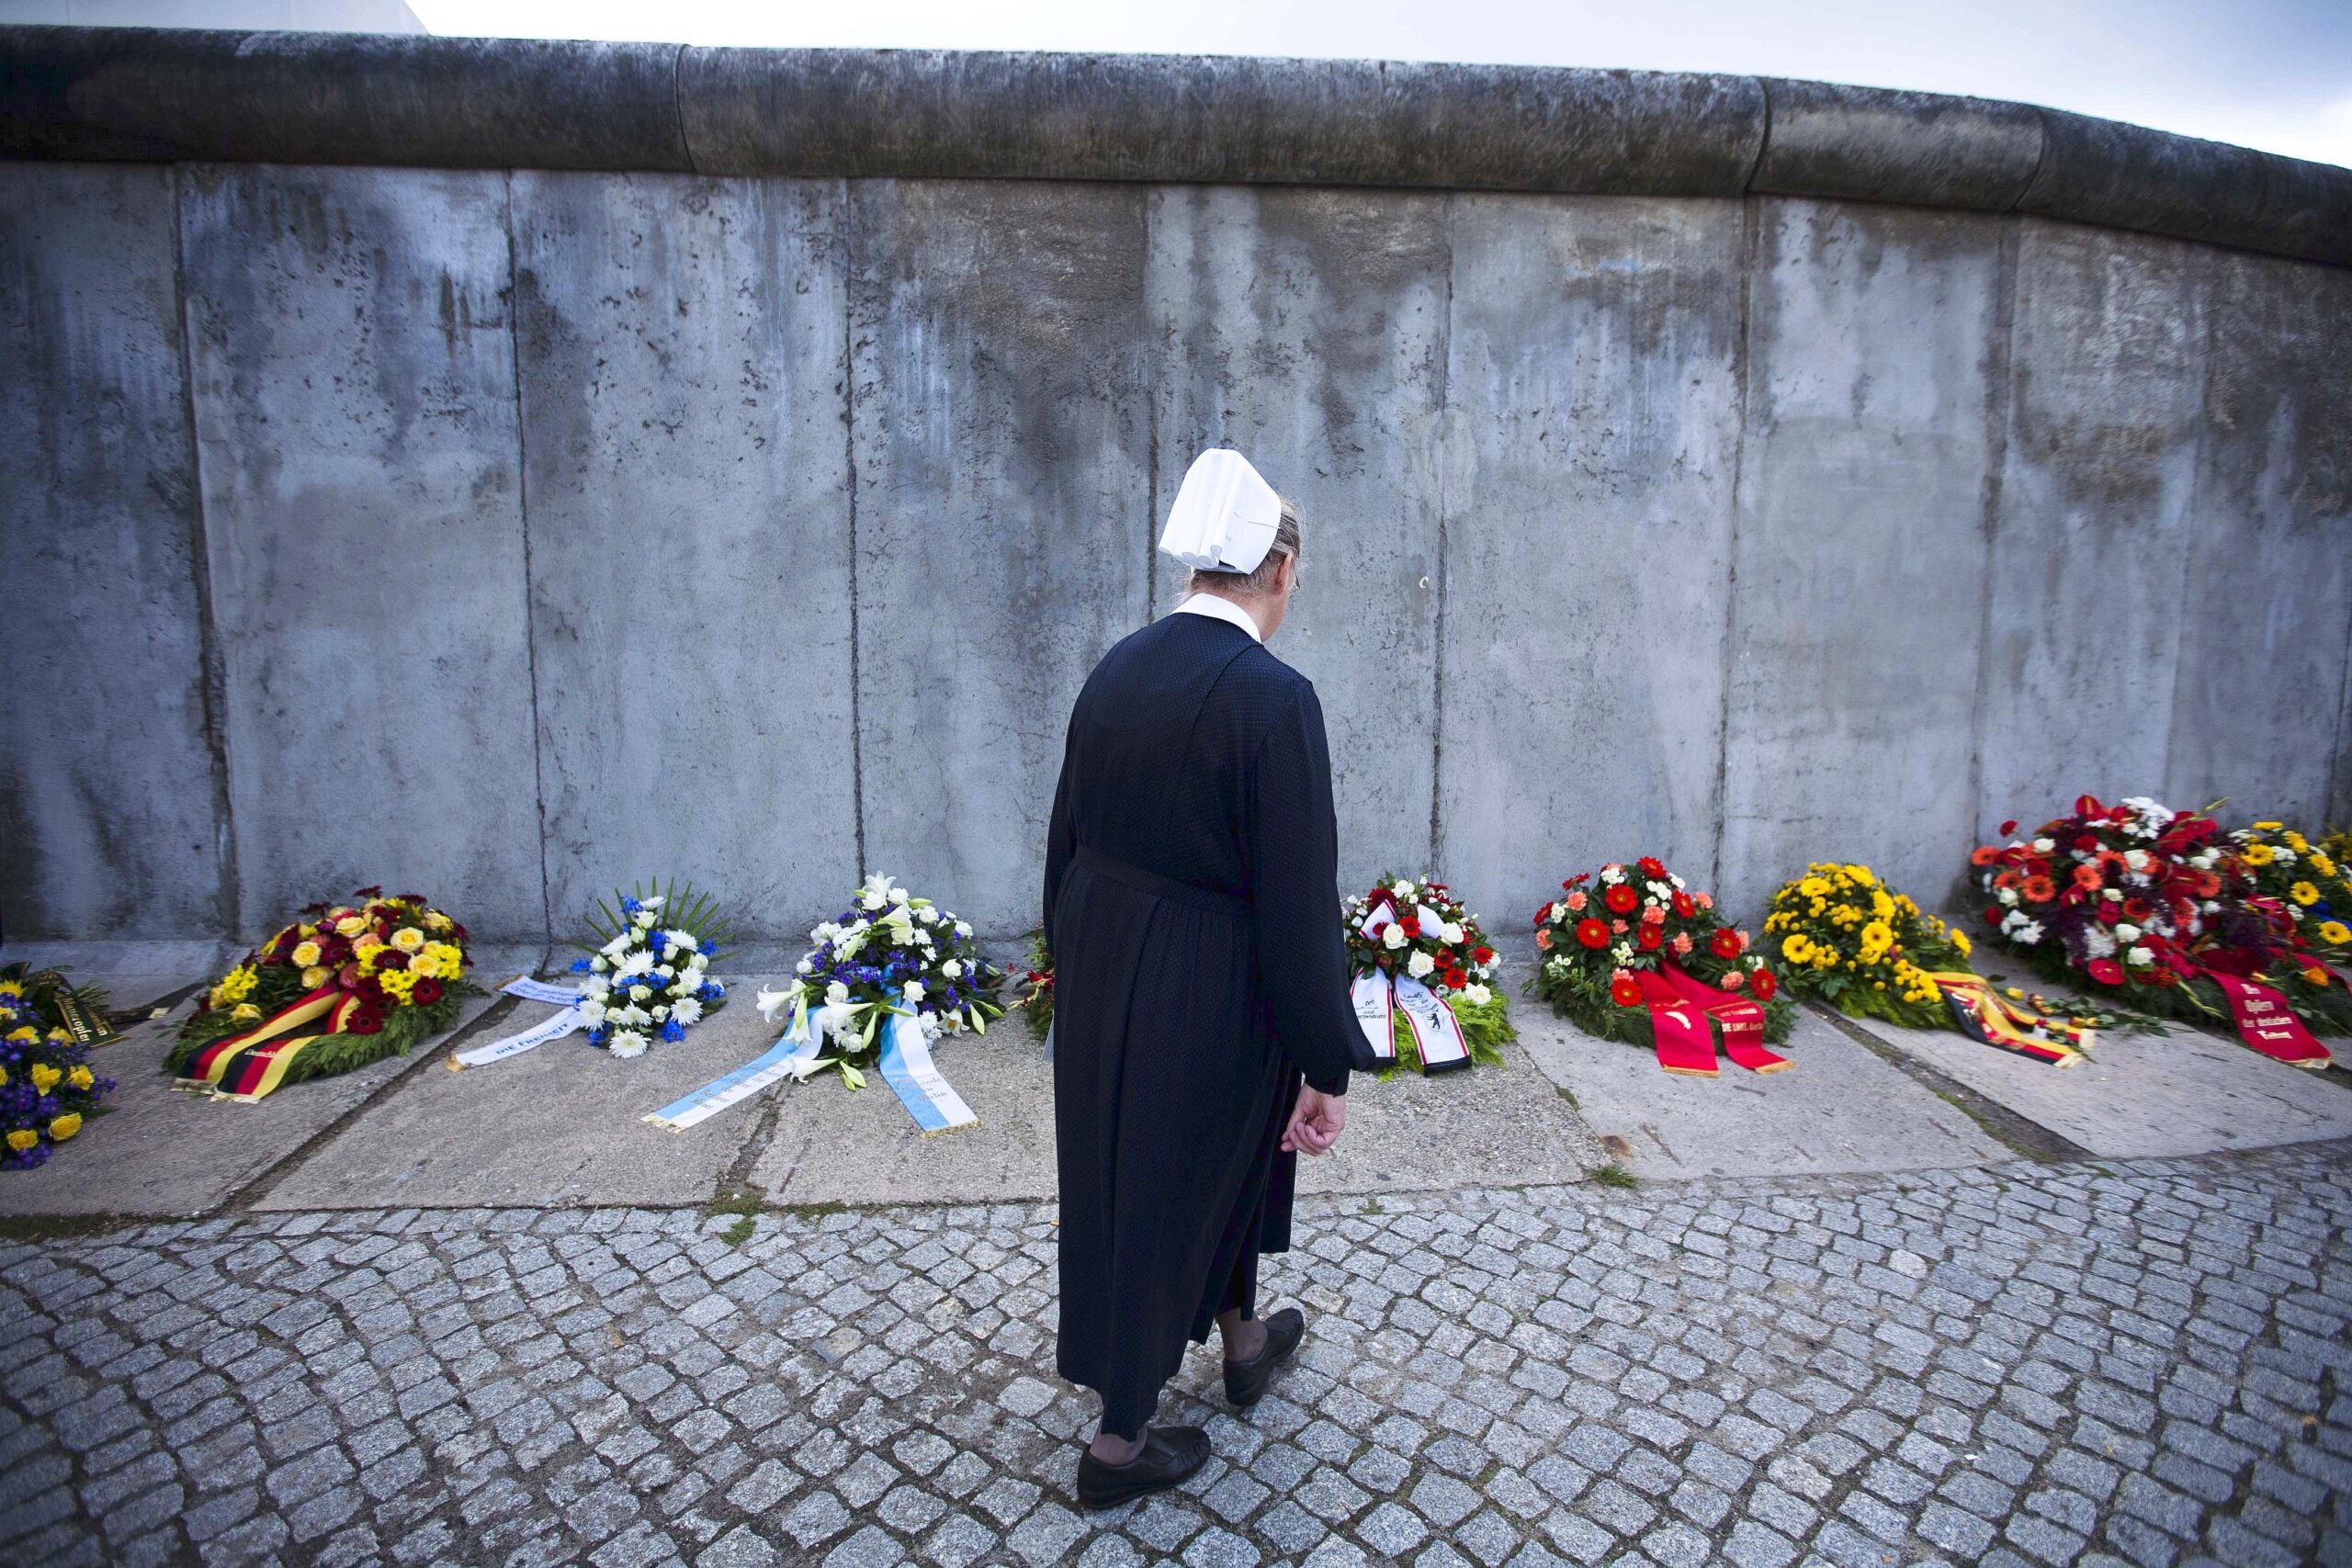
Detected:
left=5, top=162, right=2350, bottom=947
left=6, top=27, right=2351, bottom=268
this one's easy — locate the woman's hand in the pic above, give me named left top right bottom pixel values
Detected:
left=1282, top=1084, right=1348, bottom=1156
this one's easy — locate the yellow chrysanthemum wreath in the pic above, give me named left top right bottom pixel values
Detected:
left=1762, top=863, right=1973, bottom=1030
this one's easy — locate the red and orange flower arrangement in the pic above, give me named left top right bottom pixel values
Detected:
left=1970, top=796, right=2349, bottom=1063
left=168, top=888, right=481, bottom=1100
left=1533, top=857, right=1792, bottom=1075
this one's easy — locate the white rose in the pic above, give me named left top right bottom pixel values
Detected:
left=1393, top=880, right=1416, bottom=898
left=2032, top=838, right=2054, bottom=853
left=1442, top=922, right=1465, bottom=945
left=590, top=954, right=610, bottom=973
left=2103, top=888, right=2123, bottom=902
left=826, top=981, right=851, bottom=1004
left=650, top=1003, right=669, bottom=1021
left=796, top=957, right=813, bottom=975
left=1463, top=984, right=1491, bottom=1006
left=608, top=1030, right=649, bottom=1058
left=904, top=981, right=926, bottom=1001
left=2127, top=946, right=2154, bottom=966
left=633, top=909, right=657, bottom=929
left=1382, top=924, right=1408, bottom=951
left=629, top=984, right=651, bottom=1001
left=2114, top=923, right=2142, bottom=943
left=955, top=921, right=973, bottom=939
left=655, top=964, right=675, bottom=980
left=943, top=959, right=964, bottom=978
left=1406, top=952, right=1436, bottom=979
left=1998, top=887, right=2019, bottom=907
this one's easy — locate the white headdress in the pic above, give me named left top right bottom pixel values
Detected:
left=1158, top=449, right=1283, bottom=574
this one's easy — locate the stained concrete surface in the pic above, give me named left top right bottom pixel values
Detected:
left=1847, top=1009, right=2352, bottom=1159
left=1514, top=998, right=2010, bottom=1179
left=0, top=987, right=504, bottom=1220
left=255, top=995, right=771, bottom=1212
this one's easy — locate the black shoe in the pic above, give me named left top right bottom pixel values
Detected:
left=1076, top=1425, right=1211, bottom=1509
left=1222, top=1306, right=1306, bottom=1408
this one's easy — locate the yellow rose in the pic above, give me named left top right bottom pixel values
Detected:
left=302, top=965, right=331, bottom=989
left=425, top=911, right=453, bottom=931
left=69, top=1066, right=93, bottom=1090
left=49, top=1113, right=80, bottom=1142
left=232, top=1003, right=262, bottom=1022
left=336, top=916, right=368, bottom=938
left=30, top=1065, right=62, bottom=1095
left=6, top=1130, right=37, bottom=1152
left=391, top=927, right=426, bottom=953
left=291, top=940, right=322, bottom=968
left=2290, top=882, right=2320, bottom=907
left=409, top=952, right=442, bottom=979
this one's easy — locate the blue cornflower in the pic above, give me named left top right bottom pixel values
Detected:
left=569, top=957, right=593, bottom=973
left=661, top=1020, right=685, bottom=1043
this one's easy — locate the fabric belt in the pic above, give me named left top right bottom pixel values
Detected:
left=1076, top=846, right=1251, bottom=920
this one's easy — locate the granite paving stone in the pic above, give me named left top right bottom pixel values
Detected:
left=3, top=1143, right=2349, bottom=1563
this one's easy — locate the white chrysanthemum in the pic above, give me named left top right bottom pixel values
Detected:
left=601, top=933, right=632, bottom=959
left=2082, top=927, right=2117, bottom=959
left=672, top=996, right=704, bottom=1026
left=580, top=1000, right=607, bottom=1023
left=2013, top=920, right=2044, bottom=945
left=1600, top=864, right=1624, bottom=884
left=918, top=1011, right=943, bottom=1042
left=616, top=949, right=654, bottom=979
left=620, top=1004, right=650, bottom=1027
left=581, top=977, right=610, bottom=1001
left=609, top=1029, right=649, bottom=1058
left=1406, top=952, right=1436, bottom=979
left=1382, top=923, right=1408, bottom=951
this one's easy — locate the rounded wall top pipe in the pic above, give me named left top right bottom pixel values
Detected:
left=2, top=22, right=2347, bottom=267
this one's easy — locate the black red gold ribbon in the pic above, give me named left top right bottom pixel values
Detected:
left=1925, top=972, right=2083, bottom=1066
left=180, top=987, right=366, bottom=1101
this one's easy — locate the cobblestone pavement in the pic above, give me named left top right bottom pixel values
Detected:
left=6, top=1143, right=2351, bottom=1568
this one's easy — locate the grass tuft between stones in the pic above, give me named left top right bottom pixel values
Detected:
left=1589, top=1161, right=1639, bottom=1190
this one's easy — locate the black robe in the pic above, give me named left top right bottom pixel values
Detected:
left=1044, top=610, right=1364, bottom=1438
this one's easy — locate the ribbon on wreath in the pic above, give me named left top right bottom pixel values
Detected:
left=876, top=1011, right=980, bottom=1134
left=2184, top=950, right=2332, bottom=1068
left=1627, top=964, right=1789, bottom=1077
left=1924, top=972, right=2084, bottom=1066
left=179, top=985, right=367, bottom=1101
left=28, top=971, right=121, bottom=1047
left=1352, top=897, right=1472, bottom=1074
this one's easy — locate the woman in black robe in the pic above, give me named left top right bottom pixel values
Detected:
left=1045, top=454, right=1367, bottom=1506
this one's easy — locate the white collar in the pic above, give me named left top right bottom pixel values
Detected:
left=1172, top=592, right=1264, bottom=643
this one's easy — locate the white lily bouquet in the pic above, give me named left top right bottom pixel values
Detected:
left=754, top=874, right=1002, bottom=1088
left=568, top=882, right=731, bottom=1057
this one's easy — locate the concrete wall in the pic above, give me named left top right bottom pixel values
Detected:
left=6, top=162, right=2351, bottom=947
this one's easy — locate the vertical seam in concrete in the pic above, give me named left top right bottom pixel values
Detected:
left=2164, top=252, right=2228, bottom=801
left=2011, top=109, right=2054, bottom=212
left=503, top=170, right=556, bottom=951
left=1968, top=216, right=2022, bottom=846
left=1740, top=77, right=1774, bottom=194
left=1144, top=192, right=1159, bottom=621
left=171, top=163, right=240, bottom=942
left=842, top=180, right=868, bottom=874
left=1710, top=195, right=1761, bottom=898
left=1428, top=189, right=1456, bottom=871
left=671, top=45, right=698, bottom=175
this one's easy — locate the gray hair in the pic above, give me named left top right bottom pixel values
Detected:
left=1186, top=495, right=1301, bottom=596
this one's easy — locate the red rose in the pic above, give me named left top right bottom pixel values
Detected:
left=1672, top=892, right=1696, bottom=919
left=1751, top=969, right=1777, bottom=1001
left=1576, top=919, right=1610, bottom=950
left=1711, top=929, right=1742, bottom=959
left=1982, top=907, right=2005, bottom=926
left=1999, top=819, right=2018, bottom=836
left=1637, top=925, right=1664, bottom=951
left=1610, top=975, right=1643, bottom=1008
left=1605, top=885, right=1638, bottom=914
left=1638, top=857, right=1668, bottom=879
left=2086, top=958, right=2125, bottom=987
left=411, top=977, right=444, bottom=1007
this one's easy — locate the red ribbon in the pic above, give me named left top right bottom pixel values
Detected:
left=1632, top=969, right=1719, bottom=1077
left=1662, top=964, right=1791, bottom=1074
left=2159, top=948, right=2333, bottom=1068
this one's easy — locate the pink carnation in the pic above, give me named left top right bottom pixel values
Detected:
left=1564, top=889, right=1587, bottom=911
left=1720, top=969, right=1745, bottom=988
left=1694, top=892, right=1714, bottom=909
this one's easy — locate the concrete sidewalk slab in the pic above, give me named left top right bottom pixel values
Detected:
left=752, top=1011, right=1603, bottom=1207
left=257, top=996, right=776, bottom=1212
left=0, top=987, right=503, bottom=1220
left=1513, top=1000, right=2009, bottom=1179
left=1847, top=1010, right=2352, bottom=1158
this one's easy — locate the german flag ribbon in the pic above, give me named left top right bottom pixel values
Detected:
left=1632, top=968, right=1719, bottom=1077
left=1662, top=964, right=1790, bottom=1074
left=1924, top=972, right=2083, bottom=1067
left=180, top=986, right=364, bottom=1101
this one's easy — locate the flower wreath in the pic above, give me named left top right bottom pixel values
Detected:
left=0, top=970, right=116, bottom=1169
left=1340, top=875, right=1514, bottom=1073
left=168, top=888, right=481, bottom=1100
left=754, top=874, right=1003, bottom=1087
left=2227, top=821, right=2352, bottom=964
left=1970, top=796, right=2346, bottom=1066
left=569, top=882, right=731, bottom=1057
left=1765, top=862, right=2098, bottom=1066
left=1532, top=857, right=1792, bottom=1077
